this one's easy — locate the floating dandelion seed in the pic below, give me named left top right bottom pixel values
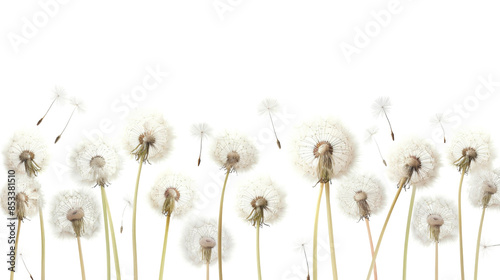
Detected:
left=37, top=86, right=66, bottom=126
left=19, top=254, right=34, bottom=280
left=191, top=123, right=212, bottom=166
left=448, top=128, right=492, bottom=280
left=431, top=113, right=450, bottom=143
left=120, top=197, right=132, bottom=234
left=366, top=126, right=387, bottom=166
left=258, top=98, right=282, bottom=149
left=372, top=96, right=395, bottom=141
left=54, top=97, right=86, bottom=144
left=4, top=129, right=50, bottom=177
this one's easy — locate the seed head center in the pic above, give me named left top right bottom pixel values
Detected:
left=90, top=155, right=106, bottom=169
left=313, top=141, right=333, bottom=158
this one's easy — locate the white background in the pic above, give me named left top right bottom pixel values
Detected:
left=1, top=0, right=500, bottom=279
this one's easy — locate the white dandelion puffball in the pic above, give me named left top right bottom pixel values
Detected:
left=123, top=109, right=173, bottom=163
left=412, top=197, right=458, bottom=245
left=52, top=189, right=100, bottom=238
left=258, top=98, right=280, bottom=115
left=211, top=131, right=258, bottom=172
left=337, top=174, right=385, bottom=220
left=448, top=129, right=492, bottom=173
left=292, top=117, right=356, bottom=180
left=387, top=137, right=440, bottom=188
left=150, top=171, right=196, bottom=217
left=4, top=128, right=50, bottom=177
left=468, top=170, right=500, bottom=209
left=184, top=218, right=232, bottom=266
left=236, top=176, right=285, bottom=226
left=191, top=123, right=212, bottom=139
left=1, top=175, right=42, bottom=220
left=71, top=138, right=121, bottom=186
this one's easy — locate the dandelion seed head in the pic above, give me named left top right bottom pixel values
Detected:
left=448, top=129, right=492, bottom=173
left=258, top=98, right=280, bottom=115
left=468, top=170, right=500, bottom=209
left=150, top=171, right=196, bottom=217
left=371, top=96, right=392, bottom=117
left=4, top=128, right=50, bottom=177
left=211, top=131, right=257, bottom=172
left=191, top=123, right=212, bottom=139
left=337, top=174, right=385, bottom=220
left=1, top=175, right=42, bottom=220
left=412, top=197, right=457, bottom=245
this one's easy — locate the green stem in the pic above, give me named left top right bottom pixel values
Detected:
left=366, top=178, right=406, bottom=280
left=101, top=186, right=111, bottom=280
left=39, top=206, right=45, bottom=280
left=217, top=169, right=231, bottom=280
left=10, top=219, right=21, bottom=280
left=458, top=169, right=466, bottom=280
left=159, top=215, right=171, bottom=280
left=402, top=186, right=417, bottom=280
left=77, top=236, right=86, bottom=280
left=132, top=155, right=144, bottom=280
left=324, top=182, right=338, bottom=280
left=256, top=225, right=262, bottom=280
left=474, top=207, right=486, bottom=280
left=103, top=189, right=121, bottom=279
left=313, top=183, right=324, bottom=280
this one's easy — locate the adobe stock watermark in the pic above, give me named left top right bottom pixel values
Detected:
left=339, top=0, right=411, bottom=63
left=212, top=0, right=243, bottom=21
left=7, top=0, right=71, bottom=54
left=430, top=74, right=500, bottom=144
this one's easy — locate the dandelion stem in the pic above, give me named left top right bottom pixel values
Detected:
left=10, top=219, right=21, bottom=280
left=312, top=183, right=324, bottom=280
left=132, top=155, right=144, bottom=280
left=103, top=189, right=121, bottom=279
left=402, top=186, right=417, bottom=280
left=39, top=206, right=46, bottom=280
left=54, top=106, right=77, bottom=144
left=458, top=169, right=466, bottom=280
left=256, top=225, right=262, bottom=280
left=324, top=182, right=338, bottom=280
left=37, top=98, right=57, bottom=125
left=217, top=169, right=231, bottom=280
left=365, top=219, right=377, bottom=280
left=435, top=241, right=439, bottom=280
left=100, top=186, right=111, bottom=280
left=474, top=207, right=486, bottom=280
left=206, top=262, right=210, bottom=280
left=159, top=215, right=171, bottom=280
left=268, top=111, right=281, bottom=149
left=77, top=236, right=86, bottom=280
left=366, top=178, right=406, bottom=280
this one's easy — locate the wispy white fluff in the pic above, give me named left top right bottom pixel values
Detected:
left=258, top=98, right=280, bottom=115
left=183, top=218, right=232, bottom=266
left=191, top=123, right=212, bottom=139
left=371, top=96, right=391, bottom=118
left=51, top=86, right=67, bottom=104
left=468, top=170, right=500, bottom=209
left=448, top=129, right=492, bottom=172
left=412, top=196, right=458, bottom=245
left=69, top=96, right=87, bottom=113
left=1, top=175, right=42, bottom=220
left=337, top=173, right=385, bottom=220
left=211, top=130, right=258, bottom=172
left=4, top=128, right=50, bottom=176
left=51, top=189, right=100, bottom=238
left=149, top=171, right=196, bottom=217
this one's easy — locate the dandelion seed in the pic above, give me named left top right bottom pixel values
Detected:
left=54, top=97, right=86, bottom=144
left=372, top=96, right=395, bottom=141
left=4, top=129, right=50, bottom=177
left=366, top=126, right=386, bottom=166
left=19, top=254, right=34, bottom=280
left=191, top=123, right=212, bottom=166
left=258, top=98, right=282, bottom=149
left=430, top=113, right=450, bottom=143
left=37, top=86, right=66, bottom=126
left=120, top=197, right=132, bottom=234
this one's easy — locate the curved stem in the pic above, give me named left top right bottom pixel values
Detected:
left=217, top=169, right=231, bottom=280
left=324, top=182, right=338, bottom=280
left=474, top=207, right=486, bottom=280
left=313, top=183, right=324, bottom=280
left=100, top=187, right=111, bottom=280
left=77, top=236, right=86, bottom=280
left=159, top=215, right=171, bottom=280
left=435, top=242, right=439, bottom=280
left=402, top=186, right=417, bottom=280
left=365, top=219, right=377, bottom=280
left=366, top=178, right=406, bottom=280
left=256, top=225, right=262, bottom=280
left=383, top=109, right=394, bottom=141
left=39, top=207, right=45, bottom=280
left=103, top=189, right=121, bottom=279
left=132, top=155, right=144, bottom=280
left=458, top=169, right=466, bottom=280
left=10, top=219, right=21, bottom=280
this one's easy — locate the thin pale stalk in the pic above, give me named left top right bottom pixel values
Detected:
left=268, top=111, right=281, bottom=149
left=54, top=106, right=77, bottom=143
left=365, top=219, right=377, bottom=280
left=402, top=186, right=417, bottom=280
left=435, top=242, right=438, bottom=280
left=313, top=183, right=324, bottom=280
left=383, top=109, right=394, bottom=141
left=256, top=225, right=262, bottom=280
left=100, top=186, right=111, bottom=280
left=37, top=98, right=57, bottom=125
left=366, top=178, right=406, bottom=280
left=132, top=155, right=144, bottom=280
left=198, top=137, right=203, bottom=166
left=39, top=206, right=45, bottom=280
left=217, top=169, right=231, bottom=280
left=159, top=215, right=171, bottom=280
left=103, top=189, right=121, bottom=279
left=373, top=138, right=387, bottom=166
left=10, top=219, right=21, bottom=280
left=77, top=236, right=86, bottom=280
left=474, top=207, right=487, bottom=280
left=458, top=169, right=466, bottom=280
left=324, top=182, right=338, bottom=280
left=206, top=262, right=210, bottom=280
